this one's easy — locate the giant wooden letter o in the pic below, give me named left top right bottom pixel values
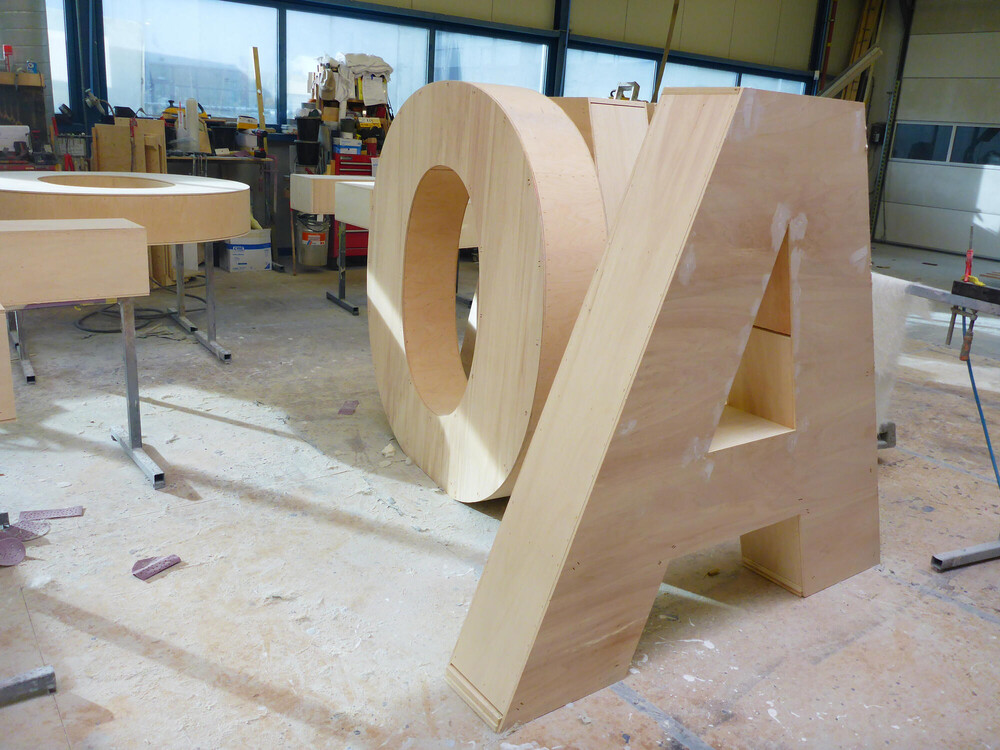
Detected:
left=368, top=82, right=606, bottom=502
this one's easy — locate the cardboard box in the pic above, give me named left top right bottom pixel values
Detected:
left=222, top=229, right=272, bottom=272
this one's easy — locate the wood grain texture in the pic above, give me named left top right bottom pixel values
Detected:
left=0, top=219, right=149, bottom=308
left=0, top=304, right=13, bottom=422
left=0, top=172, right=249, bottom=246
left=368, top=81, right=607, bottom=503
left=449, top=88, right=879, bottom=729
left=552, top=98, right=650, bottom=229
left=0, top=219, right=150, bottom=423
left=289, top=174, right=373, bottom=214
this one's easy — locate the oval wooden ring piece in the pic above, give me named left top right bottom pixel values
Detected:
left=0, top=171, right=250, bottom=245
left=368, top=82, right=607, bottom=502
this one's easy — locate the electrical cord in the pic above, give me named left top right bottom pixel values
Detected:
left=73, top=275, right=207, bottom=334
left=962, top=315, right=1000, bottom=492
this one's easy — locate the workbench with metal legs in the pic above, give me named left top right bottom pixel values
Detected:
left=110, top=298, right=166, bottom=489
left=6, top=310, right=35, bottom=383
left=907, top=281, right=1000, bottom=571
left=168, top=243, right=232, bottom=362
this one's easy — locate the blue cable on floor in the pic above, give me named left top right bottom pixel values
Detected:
left=962, top=315, right=1000, bottom=491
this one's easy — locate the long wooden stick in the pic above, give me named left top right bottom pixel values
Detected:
left=819, top=46, right=883, bottom=98
left=651, top=0, right=681, bottom=103
left=252, top=46, right=267, bottom=154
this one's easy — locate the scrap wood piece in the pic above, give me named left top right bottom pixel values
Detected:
left=0, top=666, right=57, bottom=708
left=132, top=554, right=181, bottom=580
left=3, top=520, right=50, bottom=541
left=19, top=505, right=84, bottom=521
left=338, top=400, right=359, bottom=415
left=0, top=535, right=26, bottom=566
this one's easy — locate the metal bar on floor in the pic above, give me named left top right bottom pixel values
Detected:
left=932, top=538, right=1000, bottom=571
left=110, top=298, right=166, bottom=489
left=0, top=666, right=57, bottom=708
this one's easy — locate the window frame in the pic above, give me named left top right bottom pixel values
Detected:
left=48, top=0, right=816, bottom=131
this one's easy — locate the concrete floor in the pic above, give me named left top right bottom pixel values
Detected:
left=1, top=250, right=998, bottom=749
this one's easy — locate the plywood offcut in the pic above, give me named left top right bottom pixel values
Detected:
left=0, top=219, right=149, bottom=309
left=0, top=219, right=150, bottom=422
left=289, top=174, right=373, bottom=214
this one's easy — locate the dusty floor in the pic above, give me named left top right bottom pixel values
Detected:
left=1, top=248, right=998, bottom=749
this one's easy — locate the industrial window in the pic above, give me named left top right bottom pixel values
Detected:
left=433, top=31, right=547, bottom=92
left=44, top=0, right=69, bottom=110
left=102, top=0, right=278, bottom=121
left=562, top=48, right=656, bottom=99
left=950, top=126, right=1000, bottom=166
left=285, top=11, right=429, bottom=120
left=739, top=73, right=806, bottom=95
left=891, top=123, right=952, bottom=162
left=660, top=62, right=738, bottom=88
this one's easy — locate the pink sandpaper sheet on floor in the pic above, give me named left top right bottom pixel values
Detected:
left=3, top=520, right=50, bottom=542
left=0, top=535, right=26, bottom=566
left=19, top=506, right=84, bottom=521
left=339, top=400, right=360, bottom=415
left=132, top=555, right=181, bottom=580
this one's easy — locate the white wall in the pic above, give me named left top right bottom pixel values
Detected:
left=879, top=0, right=1000, bottom=257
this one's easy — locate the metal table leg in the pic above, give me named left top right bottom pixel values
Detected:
left=169, top=244, right=198, bottom=333
left=7, top=311, right=35, bottom=383
left=193, top=243, right=231, bottom=361
left=167, top=243, right=231, bottom=362
left=325, top=219, right=359, bottom=316
left=110, top=298, right=165, bottom=489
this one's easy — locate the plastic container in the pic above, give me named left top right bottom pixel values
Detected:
left=295, top=214, right=330, bottom=267
left=295, top=140, right=320, bottom=166
left=296, top=116, right=321, bottom=141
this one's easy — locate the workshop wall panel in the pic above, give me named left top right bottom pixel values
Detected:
left=677, top=0, right=735, bottom=59
left=491, top=0, right=554, bottom=30
left=621, top=0, right=675, bottom=49
left=911, top=0, right=1000, bottom=35
left=773, top=0, right=819, bottom=70
left=825, top=0, right=863, bottom=77
left=729, top=0, right=781, bottom=67
left=412, top=0, right=492, bottom=24
left=569, top=0, right=628, bottom=42
left=885, top=161, right=1000, bottom=217
left=897, top=78, right=1000, bottom=124
left=882, top=201, right=1000, bottom=258
left=883, top=0, right=1000, bottom=255
left=906, top=32, right=1000, bottom=80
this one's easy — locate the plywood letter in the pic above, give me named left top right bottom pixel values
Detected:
left=447, top=88, right=879, bottom=729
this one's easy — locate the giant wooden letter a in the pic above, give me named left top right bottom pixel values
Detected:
left=445, top=89, right=879, bottom=729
